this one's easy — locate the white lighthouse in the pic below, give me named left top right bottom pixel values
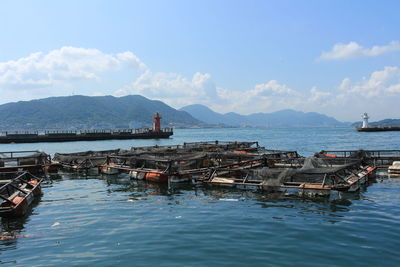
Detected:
left=362, top=112, right=369, bottom=128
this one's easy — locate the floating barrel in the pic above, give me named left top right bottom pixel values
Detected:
left=367, top=166, right=377, bottom=178
left=145, top=172, right=168, bottom=183
left=129, top=171, right=148, bottom=180
left=12, top=196, right=24, bottom=205
left=233, top=150, right=248, bottom=154
left=28, top=180, right=39, bottom=186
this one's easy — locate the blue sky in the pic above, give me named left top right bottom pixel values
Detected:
left=0, top=0, right=399, bottom=121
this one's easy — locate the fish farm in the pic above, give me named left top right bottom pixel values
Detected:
left=1, top=140, right=400, bottom=219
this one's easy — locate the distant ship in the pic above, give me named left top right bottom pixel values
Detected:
left=356, top=113, right=400, bottom=132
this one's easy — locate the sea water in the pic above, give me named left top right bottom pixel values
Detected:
left=1, top=127, right=400, bottom=266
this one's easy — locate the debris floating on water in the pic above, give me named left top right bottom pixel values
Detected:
left=51, top=222, right=61, bottom=227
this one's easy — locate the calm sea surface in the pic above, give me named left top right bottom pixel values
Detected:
left=1, top=127, right=400, bottom=266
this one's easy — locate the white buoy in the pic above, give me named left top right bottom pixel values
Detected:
left=362, top=113, right=369, bottom=128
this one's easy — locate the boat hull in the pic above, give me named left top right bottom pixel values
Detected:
left=0, top=174, right=42, bottom=218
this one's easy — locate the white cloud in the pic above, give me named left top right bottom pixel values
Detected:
left=322, top=66, right=400, bottom=120
left=338, top=66, right=400, bottom=97
left=253, top=80, right=299, bottom=96
left=211, top=80, right=303, bottom=114
left=338, top=78, right=351, bottom=91
left=114, top=71, right=300, bottom=113
left=116, top=72, right=303, bottom=114
left=319, top=41, right=400, bottom=60
left=309, top=87, right=331, bottom=103
left=0, top=47, right=146, bottom=90
left=115, top=65, right=400, bottom=120
left=116, top=71, right=218, bottom=107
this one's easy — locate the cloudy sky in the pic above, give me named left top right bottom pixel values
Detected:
left=0, top=0, right=399, bottom=121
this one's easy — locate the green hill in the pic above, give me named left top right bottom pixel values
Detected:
left=0, top=95, right=201, bottom=130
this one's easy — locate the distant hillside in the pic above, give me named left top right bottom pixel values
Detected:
left=0, top=95, right=201, bottom=129
left=181, top=104, right=348, bottom=127
left=179, top=104, right=227, bottom=125
left=352, top=119, right=400, bottom=127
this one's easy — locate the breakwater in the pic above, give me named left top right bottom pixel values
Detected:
left=0, top=128, right=173, bottom=143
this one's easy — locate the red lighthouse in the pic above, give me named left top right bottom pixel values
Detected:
left=153, top=112, right=162, bottom=132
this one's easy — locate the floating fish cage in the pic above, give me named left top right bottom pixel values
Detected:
left=202, top=155, right=376, bottom=200
left=317, top=149, right=400, bottom=168
left=52, top=148, right=131, bottom=173
left=0, top=150, right=58, bottom=174
left=46, top=141, right=400, bottom=199
left=98, top=145, right=271, bottom=183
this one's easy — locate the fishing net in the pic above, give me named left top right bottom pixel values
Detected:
left=123, top=152, right=210, bottom=171
left=0, top=151, right=49, bottom=166
left=53, top=150, right=119, bottom=167
left=255, top=168, right=298, bottom=186
left=253, top=156, right=352, bottom=186
left=51, top=142, right=293, bottom=172
left=301, top=156, right=330, bottom=170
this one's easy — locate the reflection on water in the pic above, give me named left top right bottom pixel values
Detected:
left=100, top=173, right=359, bottom=210
left=0, top=197, right=40, bottom=253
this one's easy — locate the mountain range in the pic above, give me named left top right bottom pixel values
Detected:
left=0, top=95, right=350, bottom=130
left=180, top=104, right=348, bottom=127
